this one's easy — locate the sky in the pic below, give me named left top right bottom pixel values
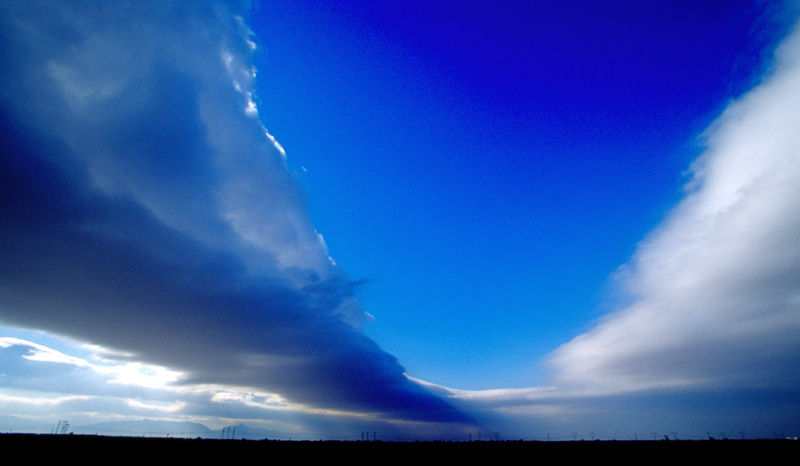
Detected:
left=1, top=0, right=799, bottom=441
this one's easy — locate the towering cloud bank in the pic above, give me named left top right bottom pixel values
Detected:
left=0, top=0, right=466, bottom=425
left=548, top=19, right=800, bottom=395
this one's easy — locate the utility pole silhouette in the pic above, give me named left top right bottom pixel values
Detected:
left=53, top=420, right=70, bottom=434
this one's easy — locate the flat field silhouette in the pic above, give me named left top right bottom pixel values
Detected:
left=2, top=433, right=794, bottom=461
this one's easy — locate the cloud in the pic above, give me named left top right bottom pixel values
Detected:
left=0, top=0, right=468, bottom=431
left=0, top=337, right=177, bottom=400
left=0, top=336, right=473, bottom=438
left=546, top=18, right=800, bottom=395
left=405, top=13, right=800, bottom=441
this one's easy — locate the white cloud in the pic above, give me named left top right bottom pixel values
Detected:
left=398, top=15, right=800, bottom=442
left=547, top=20, right=800, bottom=394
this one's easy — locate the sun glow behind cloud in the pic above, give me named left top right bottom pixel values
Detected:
left=0, top=335, right=385, bottom=434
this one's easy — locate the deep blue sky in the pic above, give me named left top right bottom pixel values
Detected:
left=1, top=0, right=799, bottom=440
left=251, top=0, right=790, bottom=389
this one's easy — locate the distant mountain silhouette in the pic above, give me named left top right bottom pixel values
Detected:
left=74, top=419, right=214, bottom=437
left=0, top=415, right=52, bottom=433
left=0, top=417, right=284, bottom=439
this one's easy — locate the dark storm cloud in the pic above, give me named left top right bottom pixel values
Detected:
left=0, top=0, right=468, bottom=425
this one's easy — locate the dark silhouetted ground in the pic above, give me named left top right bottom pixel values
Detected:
left=1, top=433, right=795, bottom=461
